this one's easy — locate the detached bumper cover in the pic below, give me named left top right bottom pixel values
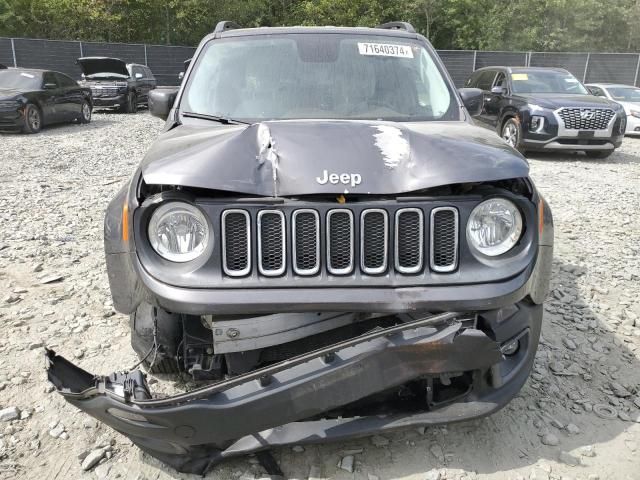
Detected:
left=47, top=306, right=542, bottom=475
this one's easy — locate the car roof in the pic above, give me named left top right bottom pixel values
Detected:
left=2, top=67, right=46, bottom=75
left=208, top=25, right=418, bottom=42
left=475, top=66, right=570, bottom=74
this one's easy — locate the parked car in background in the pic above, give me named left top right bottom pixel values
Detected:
left=586, top=83, right=640, bottom=136
left=465, top=66, right=626, bottom=158
left=0, top=64, right=7, bottom=69
left=77, top=57, right=156, bottom=113
left=48, top=21, right=553, bottom=475
left=0, top=67, right=92, bottom=133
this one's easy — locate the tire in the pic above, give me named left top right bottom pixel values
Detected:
left=22, top=104, right=42, bottom=134
left=121, top=92, right=138, bottom=114
left=585, top=150, right=613, bottom=159
left=501, top=117, right=525, bottom=153
left=79, top=100, right=92, bottom=124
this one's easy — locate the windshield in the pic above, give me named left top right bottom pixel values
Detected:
left=511, top=71, right=588, bottom=95
left=606, top=86, right=640, bottom=102
left=0, top=70, right=41, bottom=90
left=181, top=34, right=456, bottom=122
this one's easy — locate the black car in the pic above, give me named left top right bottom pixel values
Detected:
left=47, top=21, right=554, bottom=475
left=465, top=66, right=626, bottom=158
left=77, top=57, right=157, bottom=113
left=0, top=68, right=92, bottom=133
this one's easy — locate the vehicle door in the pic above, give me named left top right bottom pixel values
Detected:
left=474, top=70, right=498, bottom=126
left=132, top=66, right=148, bottom=101
left=54, top=72, right=82, bottom=120
left=40, top=72, right=63, bottom=123
left=484, top=71, right=508, bottom=126
left=145, top=67, right=157, bottom=91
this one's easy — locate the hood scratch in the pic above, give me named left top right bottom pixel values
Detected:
left=256, top=123, right=279, bottom=196
left=372, top=125, right=410, bottom=169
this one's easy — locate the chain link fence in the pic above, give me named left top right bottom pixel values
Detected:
left=2, top=37, right=640, bottom=88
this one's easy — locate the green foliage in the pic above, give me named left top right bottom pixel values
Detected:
left=1, top=0, right=640, bottom=52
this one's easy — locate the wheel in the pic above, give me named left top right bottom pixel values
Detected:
left=79, top=100, right=92, bottom=124
left=121, top=92, right=138, bottom=114
left=501, top=117, right=525, bottom=153
left=22, top=104, right=42, bottom=134
left=585, top=150, right=613, bottom=159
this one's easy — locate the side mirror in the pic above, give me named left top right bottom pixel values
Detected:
left=43, top=83, right=57, bottom=90
left=491, top=86, right=507, bottom=95
left=135, top=73, right=143, bottom=79
left=458, top=88, right=483, bottom=116
left=149, top=88, right=178, bottom=120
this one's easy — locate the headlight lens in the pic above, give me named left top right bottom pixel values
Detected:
left=467, top=198, right=523, bottom=256
left=148, top=202, right=209, bottom=262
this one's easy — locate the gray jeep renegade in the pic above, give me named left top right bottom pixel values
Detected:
left=47, top=21, right=554, bottom=475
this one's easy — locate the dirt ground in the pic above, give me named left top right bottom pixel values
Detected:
left=0, top=112, right=639, bottom=480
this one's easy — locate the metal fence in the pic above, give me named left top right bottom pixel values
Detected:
left=2, top=37, right=640, bottom=88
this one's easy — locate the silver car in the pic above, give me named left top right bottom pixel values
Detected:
left=587, top=83, right=640, bottom=135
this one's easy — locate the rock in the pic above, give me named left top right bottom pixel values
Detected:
left=338, top=455, right=354, bottom=473
left=609, top=382, right=632, bottom=398
left=291, top=445, right=304, bottom=453
left=587, top=475, right=600, bottom=480
left=368, top=474, right=380, bottom=480
left=0, top=407, right=21, bottom=422
left=541, top=433, right=560, bottom=446
left=3, top=294, right=21, bottom=304
left=81, top=448, right=106, bottom=471
left=28, top=341, right=44, bottom=350
left=562, top=338, right=577, bottom=350
left=558, top=451, right=580, bottom=466
left=429, top=443, right=445, bottom=462
left=371, top=435, right=390, bottom=447
left=565, top=423, right=580, bottom=435
left=625, top=440, right=637, bottom=452
left=94, top=463, right=111, bottom=479
left=308, top=465, right=323, bottom=480
left=633, top=397, right=640, bottom=409
left=40, top=275, right=64, bottom=284
left=49, top=424, right=65, bottom=439
left=425, top=469, right=441, bottom=480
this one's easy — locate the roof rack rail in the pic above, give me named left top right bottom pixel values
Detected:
left=214, top=21, right=242, bottom=34
left=376, top=21, right=415, bottom=33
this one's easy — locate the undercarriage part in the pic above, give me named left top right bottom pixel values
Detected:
left=181, top=315, right=223, bottom=380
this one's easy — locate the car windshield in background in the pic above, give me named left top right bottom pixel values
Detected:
left=511, top=71, right=589, bottom=95
left=0, top=70, right=41, bottom=90
left=182, top=34, right=455, bottom=122
left=607, top=86, right=640, bottom=102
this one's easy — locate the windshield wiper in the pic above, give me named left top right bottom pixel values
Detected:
left=181, top=112, right=251, bottom=125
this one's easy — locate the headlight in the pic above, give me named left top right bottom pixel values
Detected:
left=466, top=198, right=523, bottom=256
left=529, top=115, right=545, bottom=133
left=148, top=202, right=210, bottom=262
left=630, top=110, right=640, bottom=119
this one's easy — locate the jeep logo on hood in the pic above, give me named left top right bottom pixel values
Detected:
left=316, top=170, right=362, bottom=187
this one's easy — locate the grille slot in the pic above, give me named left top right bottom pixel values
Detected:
left=292, top=210, right=320, bottom=276
left=557, top=108, right=615, bottom=130
left=327, top=209, right=354, bottom=275
left=430, top=207, right=458, bottom=273
left=221, top=210, right=251, bottom=277
left=257, top=210, right=286, bottom=276
left=395, top=208, right=424, bottom=274
left=360, top=209, right=388, bottom=274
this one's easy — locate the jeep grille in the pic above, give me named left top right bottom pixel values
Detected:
left=557, top=108, right=615, bottom=130
left=220, top=206, right=459, bottom=277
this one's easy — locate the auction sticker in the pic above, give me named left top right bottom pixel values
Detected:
left=358, top=42, right=413, bottom=58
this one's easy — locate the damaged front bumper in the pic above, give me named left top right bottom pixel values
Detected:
left=47, top=304, right=542, bottom=475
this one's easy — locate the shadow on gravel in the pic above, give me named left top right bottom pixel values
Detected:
left=266, top=258, right=640, bottom=479
left=527, top=146, right=640, bottom=165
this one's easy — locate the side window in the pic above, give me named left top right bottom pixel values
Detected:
left=132, top=66, right=145, bottom=79
left=55, top=73, right=77, bottom=87
left=476, top=71, right=496, bottom=91
left=42, top=72, right=58, bottom=88
left=493, top=72, right=506, bottom=88
left=145, top=67, right=155, bottom=79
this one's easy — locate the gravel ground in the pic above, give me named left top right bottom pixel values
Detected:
left=0, top=112, right=639, bottom=480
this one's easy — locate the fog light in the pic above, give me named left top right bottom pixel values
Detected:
left=501, top=339, right=519, bottom=356
left=529, top=115, right=545, bottom=133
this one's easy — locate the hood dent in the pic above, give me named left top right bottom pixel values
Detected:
left=141, top=120, right=529, bottom=197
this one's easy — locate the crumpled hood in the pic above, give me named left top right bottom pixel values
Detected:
left=516, top=93, right=620, bottom=110
left=0, top=88, right=22, bottom=99
left=76, top=57, right=129, bottom=77
left=141, top=120, right=529, bottom=196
